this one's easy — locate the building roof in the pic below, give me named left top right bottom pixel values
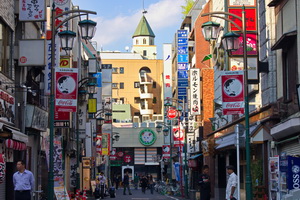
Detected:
left=100, top=51, right=144, bottom=60
left=132, top=15, right=155, bottom=38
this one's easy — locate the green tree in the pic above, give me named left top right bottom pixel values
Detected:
left=181, top=0, right=195, bottom=17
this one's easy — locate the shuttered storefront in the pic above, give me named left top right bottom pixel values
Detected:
left=279, top=139, right=300, bottom=156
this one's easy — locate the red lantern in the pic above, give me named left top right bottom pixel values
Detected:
left=5, top=139, right=14, bottom=149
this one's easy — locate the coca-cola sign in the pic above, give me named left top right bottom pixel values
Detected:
left=55, top=68, right=78, bottom=112
left=221, top=71, right=244, bottom=115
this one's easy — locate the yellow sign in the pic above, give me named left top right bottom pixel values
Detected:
left=88, top=98, right=97, bottom=113
left=60, top=57, right=71, bottom=68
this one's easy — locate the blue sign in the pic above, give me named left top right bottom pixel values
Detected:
left=178, top=70, right=188, bottom=79
left=93, top=72, right=102, bottom=87
left=177, top=38, right=188, bottom=46
left=178, top=46, right=188, bottom=54
left=178, top=63, right=189, bottom=70
left=178, top=79, right=189, bottom=87
left=178, top=54, right=188, bottom=63
left=178, top=95, right=187, bottom=102
left=177, top=30, right=188, bottom=38
left=178, top=88, right=187, bottom=96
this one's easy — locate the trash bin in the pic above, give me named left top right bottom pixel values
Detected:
left=189, top=189, right=197, bottom=200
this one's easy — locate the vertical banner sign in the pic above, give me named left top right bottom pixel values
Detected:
left=190, top=69, right=201, bottom=115
left=55, top=68, right=78, bottom=112
left=221, top=71, right=244, bottom=115
left=177, top=30, right=189, bottom=102
left=53, top=136, right=63, bottom=186
left=101, top=133, right=110, bottom=156
left=173, top=127, right=184, bottom=147
left=50, top=0, right=71, bottom=32
left=162, top=145, right=171, bottom=160
left=19, top=0, right=46, bottom=21
left=187, top=133, right=194, bottom=153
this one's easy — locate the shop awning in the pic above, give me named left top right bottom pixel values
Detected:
left=0, top=122, right=28, bottom=143
left=188, top=154, right=202, bottom=160
left=215, top=124, right=258, bottom=149
left=271, top=115, right=300, bottom=139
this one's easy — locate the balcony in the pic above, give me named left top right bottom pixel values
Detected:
left=139, top=72, right=152, bottom=84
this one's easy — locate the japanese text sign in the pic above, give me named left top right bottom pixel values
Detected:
left=19, top=0, right=46, bottom=21
left=190, top=69, right=201, bottom=115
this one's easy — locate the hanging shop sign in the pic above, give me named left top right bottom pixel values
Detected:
left=110, top=148, right=117, bottom=160
left=101, top=133, right=110, bottom=156
left=221, top=71, right=244, bottom=115
left=162, top=145, right=171, bottom=160
left=19, top=0, right=46, bottom=21
left=190, top=68, right=201, bottom=115
left=19, top=40, right=46, bottom=66
left=50, top=0, right=71, bottom=32
left=0, top=89, right=15, bottom=124
left=229, top=8, right=257, bottom=31
left=173, top=126, right=184, bottom=147
left=139, top=129, right=157, bottom=146
left=55, top=68, right=78, bottom=112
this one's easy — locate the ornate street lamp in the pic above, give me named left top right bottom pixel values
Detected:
left=58, top=30, right=76, bottom=50
left=78, top=19, right=97, bottom=40
left=222, top=32, right=240, bottom=51
left=201, top=6, right=252, bottom=199
left=201, top=21, right=221, bottom=41
left=48, top=4, right=97, bottom=200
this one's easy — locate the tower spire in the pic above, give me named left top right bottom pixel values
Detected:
left=142, top=0, right=147, bottom=14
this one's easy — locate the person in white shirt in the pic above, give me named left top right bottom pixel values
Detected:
left=226, top=165, right=238, bottom=200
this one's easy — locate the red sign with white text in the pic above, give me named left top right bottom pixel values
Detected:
left=229, top=8, right=257, bottom=31
left=123, top=155, right=132, bottom=163
left=162, top=145, right=171, bottom=159
left=55, top=68, right=78, bottom=112
left=173, top=127, right=184, bottom=147
left=221, top=71, right=244, bottom=115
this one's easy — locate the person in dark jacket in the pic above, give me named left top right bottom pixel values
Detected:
left=199, top=165, right=211, bottom=200
left=140, top=175, right=148, bottom=194
left=123, top=171, right=132, bottom=195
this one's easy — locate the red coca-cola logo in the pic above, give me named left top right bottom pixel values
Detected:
left=224, top=102, right=242, bottom=108
left=19, top=56, right=27, bottom=64
left=58, top=100, right=73, bottom=105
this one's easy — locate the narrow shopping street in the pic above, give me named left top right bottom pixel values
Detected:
left=87, top=187, right=183, bottom=200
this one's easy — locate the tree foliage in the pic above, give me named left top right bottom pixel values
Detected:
left=181, top=0, right=195, bottom=16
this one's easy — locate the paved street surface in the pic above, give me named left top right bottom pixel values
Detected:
left=87, top=188, right=185, bottom=200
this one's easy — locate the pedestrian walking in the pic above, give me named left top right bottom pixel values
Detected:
left=97, top=172, right=107, bottom=199
left=199, top=165, right=211, bottom=200
left=140, top=175, right=148, bottom=194
left=13, top=160, right=35, bottom=200
left=114, top=174, right=120, bottom=190
left=123, top=171, right=132, bottom=195
left=134, top=173, right=139, bottom=190
left=148, top=175, right=155, bottom=194
left=226, top=165, right=238, bottom=200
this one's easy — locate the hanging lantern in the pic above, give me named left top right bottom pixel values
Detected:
left=5, top=139, right=14, bottom=149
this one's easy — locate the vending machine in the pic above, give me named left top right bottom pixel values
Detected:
left=269, top=157, right=280, bottom=200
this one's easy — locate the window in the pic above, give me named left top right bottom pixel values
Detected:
left=0, top=21, right=12, bottom=77
left=120, top=98, right=124, bottom=104
left=120, top=67, right=124, bottom=74
left=143, top=50, right=147, bottom=56
left=136, top=39, right=139, bottom=45
left=134, top=97, right=141, bottom=103
left=153, top=81, right=156, bottom=88
left=112, top=83, right=118, bottom=88
left=120, top=82, right=124, bottom=89
left=112, top=68, right=118, bottom=73
left=134, top=82, right=140, bottom=88
left=143, top=38, right=146, bottom=44
left=282, top=39, right=297, bottom=102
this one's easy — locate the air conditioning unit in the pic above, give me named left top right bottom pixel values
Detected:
left=133, top=116, right=140, bottom=123
left=148, top=122, right=155, bottom=128
left=142, top=115, right=150, bottom=122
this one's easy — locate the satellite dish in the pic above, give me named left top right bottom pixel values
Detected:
left=125, top=46, right=129, bottom=52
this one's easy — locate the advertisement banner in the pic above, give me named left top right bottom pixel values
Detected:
left=229, top=8, right=257, bottom=31
left=54, top=136, right=63, bottom=186
left=231, top=33, right=258, bottom=56
left=101, top=133, right=110, bottom=155
left=190, top=69, right=201, bottom=115
left=173, top=126, right=184, bottom=147
left=55, top=68, right=78, bottom=112
left=221, top=71, right=244, bottom=115
left=19, top=0, right=46, bottom=21
left=228, top=0, right=256, bottom=7
left=50, top=0, right=71, bottom=32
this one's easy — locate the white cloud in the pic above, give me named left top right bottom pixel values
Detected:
left=92, top=0, right=183, bottom=50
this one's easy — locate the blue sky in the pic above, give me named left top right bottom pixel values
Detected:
left=72, top=0, right=185, bottom=59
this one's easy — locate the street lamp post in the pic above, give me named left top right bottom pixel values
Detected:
left=164, top=98, right=188, bottom=198
left=156, top=122, right=172, bottom=183
left=201, top=6, right=252, bottom=200
left=48, top=4, right=96, bottom=200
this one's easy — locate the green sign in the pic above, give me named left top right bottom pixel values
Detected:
left=139, top=128, right=157, bottom=146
